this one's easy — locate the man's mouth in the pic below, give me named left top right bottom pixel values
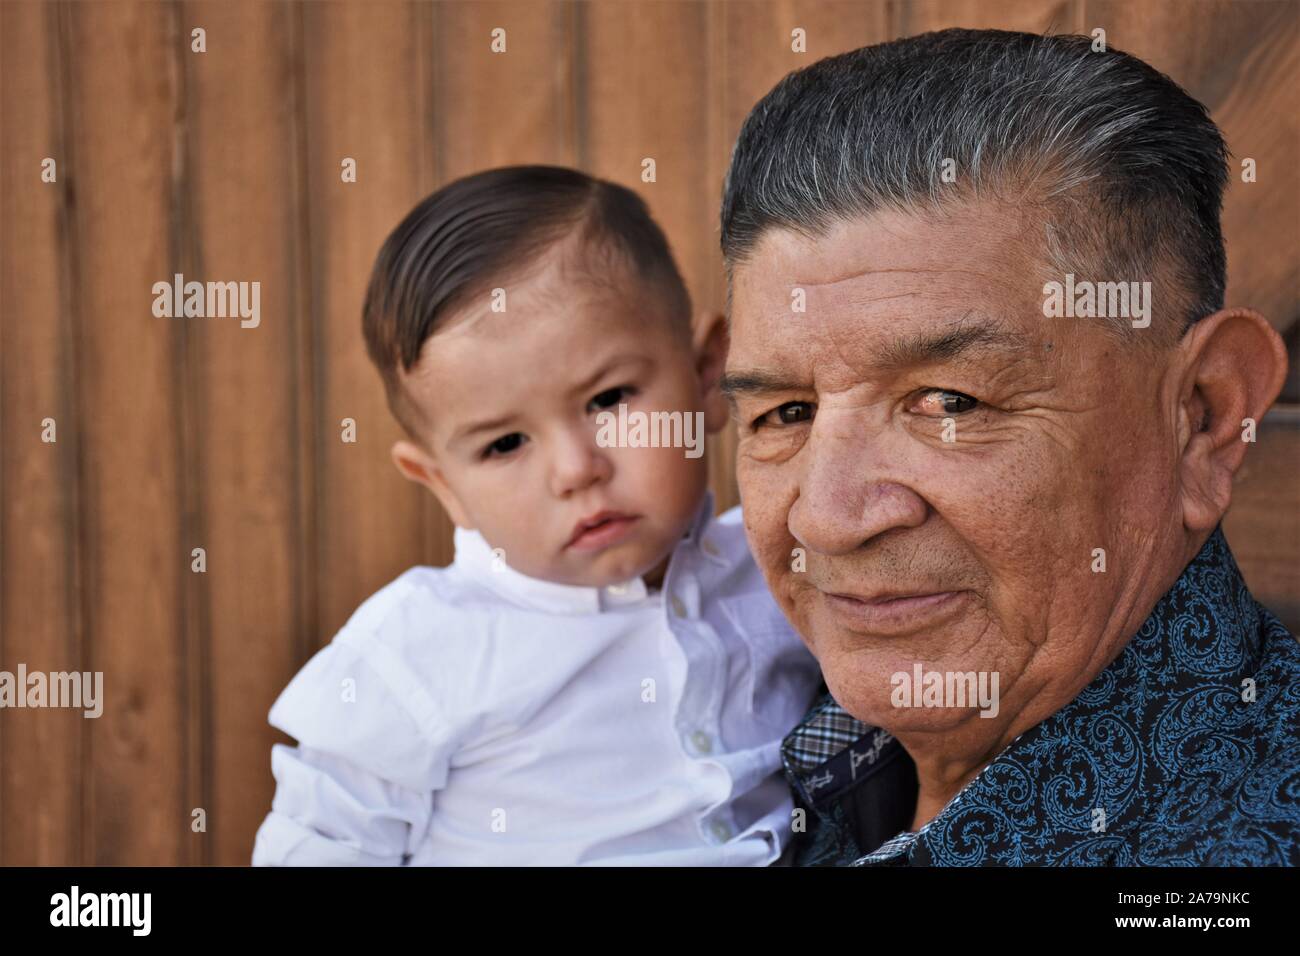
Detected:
left=821, top=588, right=969, bottom=634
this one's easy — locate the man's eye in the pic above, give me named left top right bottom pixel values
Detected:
left=588, top=386, right=634, bottom=412
left=484, top=433, right=525, bottom=458
left=914, top=390, right=980, bottom=416
left=754, top=402, right=815, bottom=428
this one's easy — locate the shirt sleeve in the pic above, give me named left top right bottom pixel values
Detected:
left=251, top=628, right=459, bottom=866
left=252, top=745, right=434, bottom=866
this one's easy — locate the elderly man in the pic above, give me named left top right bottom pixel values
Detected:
left=720, top=29, right=1298, bottom=865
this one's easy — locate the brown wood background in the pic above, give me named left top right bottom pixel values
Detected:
left=1, top=0, right=1296, bottom=865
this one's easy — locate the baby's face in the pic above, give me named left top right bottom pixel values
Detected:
left=394, top=248, right=724, bottom=588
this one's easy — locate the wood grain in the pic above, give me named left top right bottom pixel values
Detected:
left=300, top=0, right=433, bottom=646
left=179, top=0, right=310, bottom=866
left=61, top=0, right=186, bottom=866
left=0, top=0, right=84, bottom=866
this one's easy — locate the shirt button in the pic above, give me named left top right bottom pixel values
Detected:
left=671, top=594, right=687, bottom=617
left=607, top=583, right=627, bottom=596
left=701, top=538, right=720, bottom=557
left=689, top=730, right=713, bottom=754
left=709, top=820, right=732, bottom=843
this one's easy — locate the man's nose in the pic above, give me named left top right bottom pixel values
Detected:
left=787, top=423, right=928, bottom=556
left=548, top=425, right=613, bottom=498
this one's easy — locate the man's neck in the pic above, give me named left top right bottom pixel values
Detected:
left=900, top=547, right=1194, bottom=831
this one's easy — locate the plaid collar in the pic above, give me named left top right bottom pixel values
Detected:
left=780, top=692, right=871, bottom=775
left=781, top=690, right=901, bottom=809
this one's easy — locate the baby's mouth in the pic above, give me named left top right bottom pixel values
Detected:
left=566, top=511, right=640, bottom=550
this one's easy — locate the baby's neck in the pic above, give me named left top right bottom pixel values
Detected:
left=641, top=552, right=671, bottom=591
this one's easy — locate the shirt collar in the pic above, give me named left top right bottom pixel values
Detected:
left=452, top=490, right=718, bottom=614
left=782, top=525, right=1278, bottom=864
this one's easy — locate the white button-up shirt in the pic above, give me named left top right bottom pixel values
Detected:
left=252, top=493, right=822, bottom=865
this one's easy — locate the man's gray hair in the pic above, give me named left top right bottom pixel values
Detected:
left=720, top=29, right=1229, bottom=342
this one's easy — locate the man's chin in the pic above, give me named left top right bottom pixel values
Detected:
left=819, top=645, right=1006, bottom=729
left=825, top=684, right=1002, bottom=733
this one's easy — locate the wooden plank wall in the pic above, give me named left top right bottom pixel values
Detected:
left=1, top=0, right=1296, bottom=865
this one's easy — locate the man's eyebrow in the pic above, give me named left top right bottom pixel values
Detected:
left=721, top=318, right=1031, bottom=400
left=719, top=369, right=808, bottom=400
left=874, top=318, right=1031, bottom=371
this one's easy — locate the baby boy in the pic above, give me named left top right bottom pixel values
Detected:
left=252, top=165, right=821, bottom=865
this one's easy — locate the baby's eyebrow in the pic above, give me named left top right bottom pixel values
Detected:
left=449, top=353, right=655, bottom=448
left=566, top=353, right=653, bottom=398
left=451, top=413, right=520, bottom=446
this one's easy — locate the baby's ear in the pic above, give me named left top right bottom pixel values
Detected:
left=692, top=312, right=730, bottom=432
left=390, top=440, right=473, bottom=528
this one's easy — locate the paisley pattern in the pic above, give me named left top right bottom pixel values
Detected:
left=782, top=527, right=1300, bottom=866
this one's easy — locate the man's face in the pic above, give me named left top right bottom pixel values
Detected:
left=399, top=240, right=714, bottom=588
left=726, top=203, right=1186, bottom=734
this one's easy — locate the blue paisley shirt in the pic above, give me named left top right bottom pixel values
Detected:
left=781, top=527, right=1300, bottom=866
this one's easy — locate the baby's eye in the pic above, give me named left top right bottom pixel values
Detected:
left=910, top=390, right=980, bottom=416
left=753, top=401, right=815, bottom=429
left=483, top=433, right=525, bottom=458
left=588, top=386, right=635, bottom=412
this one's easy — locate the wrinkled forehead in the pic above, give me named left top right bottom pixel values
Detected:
left=730, top=205, right=1047, bottom=318
left=726, top=206, right=1059, bottom=372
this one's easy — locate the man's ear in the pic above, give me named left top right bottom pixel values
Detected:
left=1175, top=308, right=1288, bottom=533
left=390, top=439, right=473, bottom=529
left=692, top=311, right=731, bottom=433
